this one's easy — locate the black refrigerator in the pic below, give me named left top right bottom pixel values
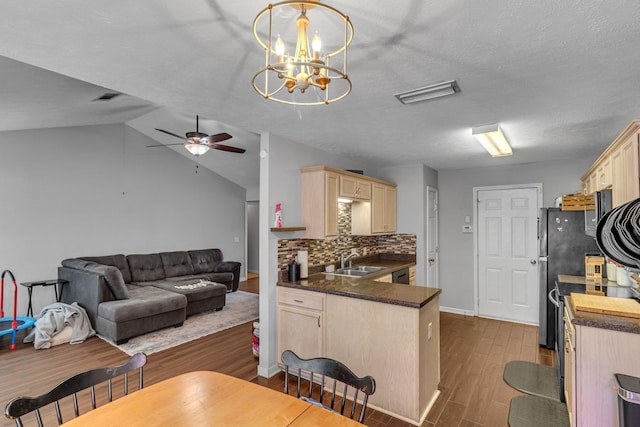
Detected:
left=538, top=208, right=600, bottom=348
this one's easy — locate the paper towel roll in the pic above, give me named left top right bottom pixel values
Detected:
left=297, top=250, right=309, bottom=279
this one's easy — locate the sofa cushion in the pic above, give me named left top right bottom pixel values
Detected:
left=98, top=285, right=186, bottom=323
left=163, top=273, right=233, bottom=285
left=80, top=254, right=132, bottom=284
left=127, top=253, right=166, bottom=282
left=189, top=249, right=223, bottom=274
left=61, top=259, right=130, bottom=300
left=160, top=251, right=195, bottom=278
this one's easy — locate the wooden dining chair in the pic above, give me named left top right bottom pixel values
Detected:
left=4, top=352, right=147, bottom=427
left=281, top=350, right=376, bottom=423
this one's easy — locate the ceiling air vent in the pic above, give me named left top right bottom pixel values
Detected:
left=395, top=80, right=460, bottom=105
left=92, top=92, right=122, bottom=102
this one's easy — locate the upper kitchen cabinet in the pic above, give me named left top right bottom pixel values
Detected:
left=581, top=120, right=640, bottom=207
left=302, top=166, right=397, bottom=237
left=340, top=174, right=371, bottom=200
left=301, top=166, right=339, bottom=239
left=353, top=182, right=397, bottom=235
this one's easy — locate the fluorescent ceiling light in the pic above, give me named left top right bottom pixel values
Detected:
left=395, top=80, right=460, bottom=104
left=472, top=124, right=513, bottom=157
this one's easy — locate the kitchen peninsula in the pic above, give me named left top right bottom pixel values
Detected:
left=277, top=263, right=441, bottom=426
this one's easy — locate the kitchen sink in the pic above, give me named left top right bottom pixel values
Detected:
left=328, top=266, right=385, bottom=277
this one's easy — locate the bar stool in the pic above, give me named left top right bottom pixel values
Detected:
left=503, top=360, right=569, bottom=426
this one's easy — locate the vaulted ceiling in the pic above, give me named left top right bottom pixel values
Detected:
left=1, top=1, right=639, bottom=189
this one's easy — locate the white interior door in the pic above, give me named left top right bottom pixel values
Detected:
left=426, top=187, right=439, bottom=288
left=477, top=187, right=539, bottom=323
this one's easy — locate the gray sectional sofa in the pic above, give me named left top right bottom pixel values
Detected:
left=58, top=249, right=241, bottom=344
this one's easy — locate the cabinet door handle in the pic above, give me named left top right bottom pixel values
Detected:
left=294, top=299, right=303, bottom=303
left=317, top=316, right=321, bottom=327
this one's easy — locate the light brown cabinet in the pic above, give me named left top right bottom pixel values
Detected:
left=566, top=303, right=640, bottom=427
left=374, top=273, right=392, bottom=283
left=564, top=307, right=576, bottom=427
left=352, top=183, right=397, bottom=235
left=277, top=287, right=326, bottom=364
left=581, top=120, right=640, bottom=207
left=614, top=132, right=640, bottom=206
left=409, top=266, right=416, bottom=285
left=339, top=175, right=371, bottom=200
left=301, top=168, right=339, bottom=239
left=302, top=166, right=397, bottom=237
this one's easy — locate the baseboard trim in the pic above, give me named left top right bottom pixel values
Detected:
left=440, top=306, right=476, bottom=317
left=257, top=363, right=281, bottom=379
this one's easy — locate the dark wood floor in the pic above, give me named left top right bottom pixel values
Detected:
left=0, top=277, right=554, bottom=427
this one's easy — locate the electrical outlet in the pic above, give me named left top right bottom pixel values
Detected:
left=428, top=322, right=433, bottom=340
left=233, top=236, right=239, bottom=243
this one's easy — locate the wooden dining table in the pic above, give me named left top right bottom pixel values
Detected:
left=60, top=371, right=363, bottom=426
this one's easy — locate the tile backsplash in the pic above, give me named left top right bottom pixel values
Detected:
left=278, top=202, right=416, bottom=270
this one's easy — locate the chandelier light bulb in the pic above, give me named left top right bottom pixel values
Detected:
left=312, top=31, right=322, bottom=60
left=275, top=34, right=285, bottom=56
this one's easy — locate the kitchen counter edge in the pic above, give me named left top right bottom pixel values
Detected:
left=566, top=295, right=640, bottom=334
left=278, top=262, right=440, bottom=309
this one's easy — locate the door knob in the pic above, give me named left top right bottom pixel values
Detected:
left=530, top=259, right=537, bottom=265
left=428, top=258, right=435, bottom=263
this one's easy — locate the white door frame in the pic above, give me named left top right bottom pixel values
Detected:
left=425, top=186, right=439, bottom=288
left=473, top=183, right=543, bottom=316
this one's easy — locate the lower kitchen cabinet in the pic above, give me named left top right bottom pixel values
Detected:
left=564, top=307, right=576, bottom=426
left=277, top=287, right=326, bottom=363
left=566, top=304, right=640, bottom=427
left=375, top=273, right=392, bottom=283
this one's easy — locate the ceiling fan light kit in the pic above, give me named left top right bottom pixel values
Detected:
left=150, top=116, right=245, bottom=156
left=472, top=124, right=513, bottom=157
left=252, top=1, right=353, bottom=106
left=185, top=142, right=210, bottom=156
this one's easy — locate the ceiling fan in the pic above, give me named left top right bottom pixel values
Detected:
left=148, top=115, right=246, bottom=156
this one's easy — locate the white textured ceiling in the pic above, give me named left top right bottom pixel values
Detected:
left=1, top=0, right=640, bottom=189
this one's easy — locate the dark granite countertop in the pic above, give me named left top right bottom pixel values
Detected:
left=566, top=293, right=640, bottom=335
left=278, top=258, right=441, bottom=308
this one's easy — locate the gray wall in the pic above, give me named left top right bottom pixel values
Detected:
left=437, top=156, right=595, bottom=313
left=379, top=164, right=438, bottom=286
left=0, top=124, right=246, bottom=316
left=258, top=133, right=375, bottom=378
left=247, top=201, right=259, bottom=273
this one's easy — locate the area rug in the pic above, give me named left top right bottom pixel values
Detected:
left=102, top=291, right=259, bottom=356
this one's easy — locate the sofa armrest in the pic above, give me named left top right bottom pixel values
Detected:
left=61, top=259, right=129, bottom=299
left=58, top=266, right=118, bottom=328
left=213, top=261, right=241, bottom=292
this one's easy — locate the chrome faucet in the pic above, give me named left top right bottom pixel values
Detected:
left=340, top=251, right=361, bottom=269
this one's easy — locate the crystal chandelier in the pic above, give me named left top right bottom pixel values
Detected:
left=252, top=1, right=353, bottom=106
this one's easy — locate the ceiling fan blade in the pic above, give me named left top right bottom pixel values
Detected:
left=212, top=143, right=246, bottom=154
left=207, top=132, right=233, bottom=143
left=155, top=128, right=186, bottom=140
left=146, top=143, right=185, bottom=148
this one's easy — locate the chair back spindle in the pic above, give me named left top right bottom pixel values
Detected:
left=281, top=350, right=375, bottom=423
left=4, top=353, right=146, bottom=426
